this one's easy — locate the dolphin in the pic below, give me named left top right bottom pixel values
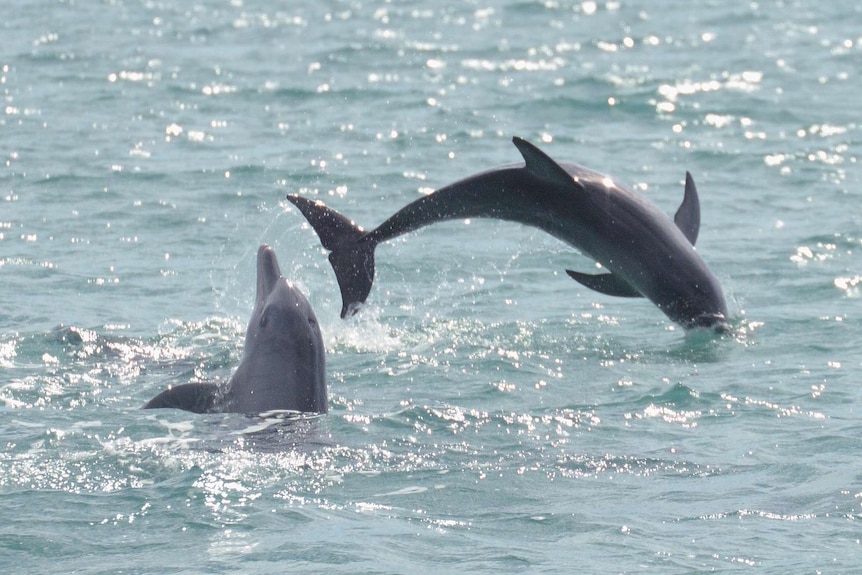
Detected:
left=144, top=244, right=327, bottom=414
left=285, top=137, right=729, bottom=331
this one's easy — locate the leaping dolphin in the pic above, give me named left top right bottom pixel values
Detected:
left=286, top=137, right=729, bottom=331
left=144, top=244, right=327, bottom=414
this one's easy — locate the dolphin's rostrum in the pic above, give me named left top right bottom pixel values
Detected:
left=286, top=137, right=728, bottom=331
left=144, top=244, right=327, bottom=414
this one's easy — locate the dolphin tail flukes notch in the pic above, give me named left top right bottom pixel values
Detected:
left=328, top=243, right=375, bottom=318
left=286, top=194, right=375, bottom=318
left=286, top=195, right=366, bottom=250
left=565, top=269, right=643, bottom=298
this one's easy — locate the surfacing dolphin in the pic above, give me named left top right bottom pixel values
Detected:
left=286, top=137, right=729, bottom=331
left=144, top=244, right=327, bottom=414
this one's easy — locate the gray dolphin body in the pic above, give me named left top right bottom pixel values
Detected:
left=286, top=137, right=728, bottom=331
left=144, top=244, right=327, bottom=414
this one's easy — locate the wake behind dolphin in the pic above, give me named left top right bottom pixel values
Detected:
left=286, top=137, right=729, bottom=331
left=144, top=244, right=327, bottom=414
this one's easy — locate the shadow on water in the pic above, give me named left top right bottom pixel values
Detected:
left=223, top=412, right=334, bottom=453
left=136, top=409, right=336, bottom=460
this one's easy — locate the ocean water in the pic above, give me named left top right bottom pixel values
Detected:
left=1, top=0, right=860, bottom=572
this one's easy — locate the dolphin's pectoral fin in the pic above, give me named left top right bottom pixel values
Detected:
left=512, top=137, right=585, bottom=190
left=143, top=383, right=221, bottom=413
left=673, top=171, right=700, bottom=246
left=565, top=269, right=643, bottom=298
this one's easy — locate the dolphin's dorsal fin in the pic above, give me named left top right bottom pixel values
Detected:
left=566, top=269, right=643, bottom=298
left=512, top=137, right=583, bottom=190
left=256, top=245, right=283, bottom=303
left=673, top=172, right=700, bottom=246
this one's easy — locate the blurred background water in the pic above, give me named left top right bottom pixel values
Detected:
left=1, top=0, right=860, bottom=572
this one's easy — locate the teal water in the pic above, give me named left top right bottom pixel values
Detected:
left=2, top=0, right=861, bottom=572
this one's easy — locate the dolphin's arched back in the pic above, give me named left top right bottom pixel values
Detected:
left=286, top=137, right=728, bottom=331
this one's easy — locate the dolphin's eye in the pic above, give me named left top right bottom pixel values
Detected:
left=307, top=316, right=317, bottom=328
left=259, top=313, right=269, bottom=329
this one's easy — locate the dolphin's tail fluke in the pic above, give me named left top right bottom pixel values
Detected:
left=286, top=194, right=376, bottom=318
